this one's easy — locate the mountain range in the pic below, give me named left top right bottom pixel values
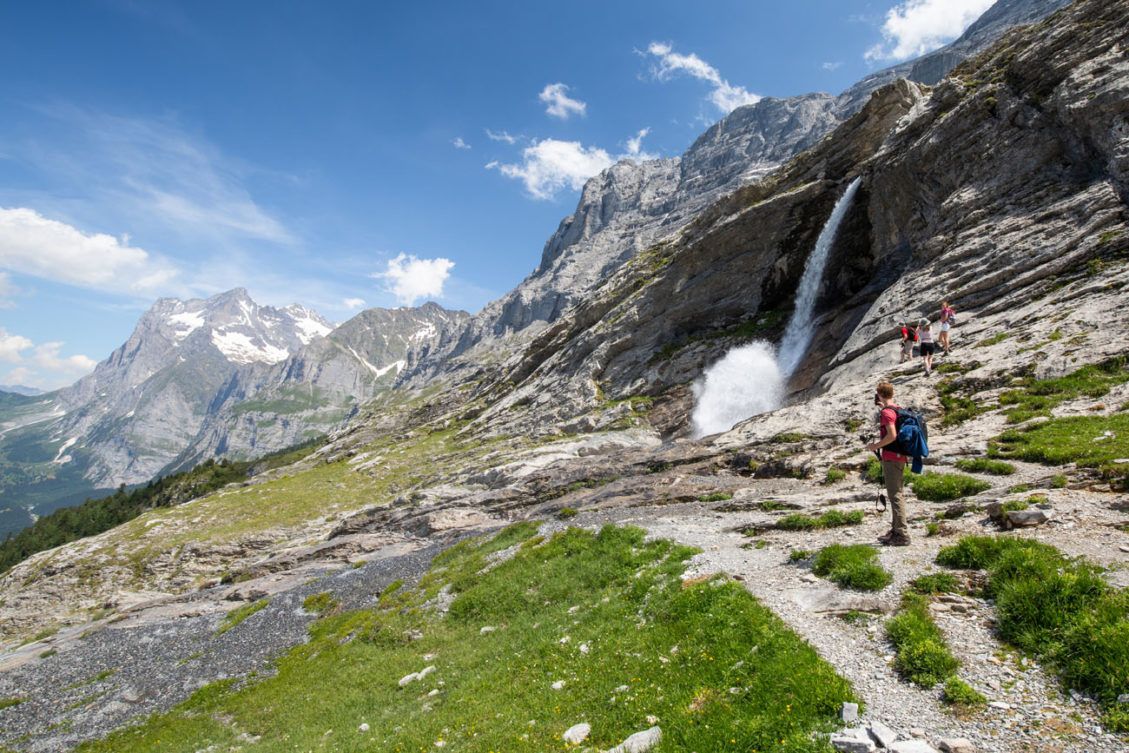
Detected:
left=0, top=0, right=1075, bottom=537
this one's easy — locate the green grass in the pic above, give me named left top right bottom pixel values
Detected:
left=772, top=432, right=810, bottom=444
left=909, top=573, right=961, bottom=595
left=1001, top=500, right=1029, bottom=513
left=0, top=696, right=25, bottom=710
left=216, top=598, right=269, bottom=635
left=885, top=593, right=959, bottom=687
left=954, top=458, right=1016, bottom=476
left=823, top=468, right=847, bottom=485
left=696, top=492, right=733, bottom=503
left=302, top=592, right=338, bottom=615
left=908, top=472, right=991, bottom=502
left=942, top=677, right=986, bottom=710
left=812, top=545, right=892, bottom=592
left=788, top=549, right=813, bottom=562
left=994, top=413, right=1129, bottom=490
left=775, top=510, right=864, bottom=531
left=975, top=332, right=1011, bottom=348
left=556, top=507, right=579, bottom=519
left=938, top=378, right=987, bottom=428
left=1051, top=474, right=1068, bottom=489
left=757, top=500, right=799, bottom=512
left=76, top=525, right=857, bottom=753
left=936, top=536, right=1128, bottom=730
left=997, top=358, right=1129, bottom=423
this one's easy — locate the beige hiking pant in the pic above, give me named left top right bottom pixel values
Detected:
left=882, top=460, right=908, bottom=538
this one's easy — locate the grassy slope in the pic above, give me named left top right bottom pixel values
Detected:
left=79, top=525, right=855, bottom=753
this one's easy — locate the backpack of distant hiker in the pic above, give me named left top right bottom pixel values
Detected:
left=889, top=407, right=929, bottom=474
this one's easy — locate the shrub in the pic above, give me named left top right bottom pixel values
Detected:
left=942, top=677, right=987, bottom=709
left=824, top=468, right=847, bottom=484
left=954, top=458, right=1016, bottom=476
left=696, top=492, right=733, bottom=503
left=909, top=472, right=991, bottom=501
left=776, top=509, right=864, bottom=531
left=886, top=594, right=959, bottom=687
left=935, top=535, right=1128, bottom=729
left=556, top=507, right=578, bottom=519
left=789, top=549, right=812, bottom=562
left=302, top=592, right=338, bottom=615
left=910, top=573, right=960, bottom=594
left=813, top=545, right=892, bottom=592
left=1051, top=474, right=1068, bottom=489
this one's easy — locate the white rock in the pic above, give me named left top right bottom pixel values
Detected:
left=889, top=742, right=939, bottom=753
left=868, top=720, right=898, bottom=748
left=607, top=726, right=662, bottom=753
left=646, top=715, right=659, bottom=724
left=480, top=625, right=497, bottom=634
left=831, top=727, right=876, bottom=753
left=937, top=739, right=975, bottom=753
left=563, top=722, right=591, bottom=745
left=579, top=643, right=590, bottom=655
left=841, top=702, right=859, bottom=723
left=358, top=723, right=370, bottom=732
left=989, top=701, right=1011, bottom=710
left=551, top=680, right=566, bottom=690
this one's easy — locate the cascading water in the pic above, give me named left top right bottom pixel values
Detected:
left=690, top=177, right=862, bottom=438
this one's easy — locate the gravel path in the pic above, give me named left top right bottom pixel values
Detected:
left=0, top=541, right=450, bottom=753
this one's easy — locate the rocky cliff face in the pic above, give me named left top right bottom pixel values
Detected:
left=459, top=0, right=1128, bottom=442
left=407, top=0, right=1074, bottom=385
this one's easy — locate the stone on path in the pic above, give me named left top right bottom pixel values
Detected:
left=888, top=741, right=939, bottom=753
left=841, top=702, right=859, bottom=723
left=831, top=727, right=876, bottom=753
left=867, top=720, right=898, bottom=748
left=1006, top=509, right=1050, bottom=528
left=937, top=739, right=975, bottom=753
left=563, top=723, right=591, bottom=745
left=606, top=726, right=662, bottom=753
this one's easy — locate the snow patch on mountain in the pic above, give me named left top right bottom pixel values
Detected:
left=211, top=330, right=290, bottom=364
left=167, top=311, right=205, bottom=341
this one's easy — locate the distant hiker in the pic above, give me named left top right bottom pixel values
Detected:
left=898, top=321, right=916, bottom=363
left=939, top=301, right=956, bottom=354
left=917, top=319, right=936, bottom=375
left=866, top=381, right=910, bottom=546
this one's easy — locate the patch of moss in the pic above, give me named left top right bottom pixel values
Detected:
left=217, top=598, right=269, bottom=635
left=302, top=592, right=338, bottom=615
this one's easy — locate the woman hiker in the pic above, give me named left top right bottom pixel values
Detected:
left=918, top=319, right=936, bottom=376
left=939, top=300, right=956, bottom=354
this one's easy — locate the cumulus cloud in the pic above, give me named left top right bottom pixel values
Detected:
left=0, top=327, right=96, bottom=390
left=0, top=207, right=179, bottom=295
left=451, top=136, right=471, bottom=150
left=645, top=42, right=760, bottom=113
left=539, top=83, right=587, bottom=119
left=487, top=140, right=614, bottom=200
left=485, top=129, right=519, bottom=144
left=624, top=128, right=657, bottom=160
left=865, top=0, right=994, bottom=62
left=376, top=253, right=454, bottom=305
left=343, top=297, right=366, bottom=310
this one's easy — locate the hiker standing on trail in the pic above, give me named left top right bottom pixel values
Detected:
left=898, top=321, right=916, bottom=363
left=939, top=301, right=956, bottom=354
left=866, top=381, right=910, bottom=546
left=917, top=319, right=936, bottom=376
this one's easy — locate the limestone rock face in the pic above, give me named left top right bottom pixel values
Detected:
left=406, top=0, right=1071, bottom=386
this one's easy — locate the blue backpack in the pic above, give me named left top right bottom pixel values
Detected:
left=889, top=408, right=929, bottom=473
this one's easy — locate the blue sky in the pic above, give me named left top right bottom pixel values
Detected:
left=0, top=0, right=995, bottom=389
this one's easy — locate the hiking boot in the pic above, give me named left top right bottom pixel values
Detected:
left=881, top=535, right=911, bottom=547
left=877, top=530, right=896, bottom=543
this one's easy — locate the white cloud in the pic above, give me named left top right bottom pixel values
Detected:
left=645, top=42, right=761, bottom=113
left=539, top=83, right=587, bottom=119
left=0, top=329, right=33, bottom=362
left=485, top=129, right=519, bottom=144
left=624, top=128, right=658, bottom=161
left=343, top=297, right=366, bottom=310
left=0, top=271, right=16, bottom=307
left=0, top=207, right=180, bottom=295
left=822, top=61, right=844, bottom=71
left=0, top=327, right=95, bottom=390
left=16, top=106, right=294, bottom=246
left=488, top=140, right=614, bottom=200
left=865, top=0, right=994, bottom=62
left=375, top=253, right=454, bottom=305
left=451, top=137, right=471, bottom=150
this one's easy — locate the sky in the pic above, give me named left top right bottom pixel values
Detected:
left=0, top=0, right=996, bottom=390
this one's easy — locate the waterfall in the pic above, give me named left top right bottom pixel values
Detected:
left=777, top=176, right=861, bottom=376
left=690, top=177, right=861, bottom=437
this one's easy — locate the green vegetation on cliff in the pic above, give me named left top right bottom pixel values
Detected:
left=78, top=525, right=856, bottom=753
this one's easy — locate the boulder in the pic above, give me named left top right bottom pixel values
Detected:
left=563, top=723, right=591, bottom=745
left=606, top=726, right=662, bottom=753
left=832, top=727, right=877, bottom=753
left=937, top=739, right=975, bottom=753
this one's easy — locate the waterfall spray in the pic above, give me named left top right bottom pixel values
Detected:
left=690, top=177, right=862, bottom=437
